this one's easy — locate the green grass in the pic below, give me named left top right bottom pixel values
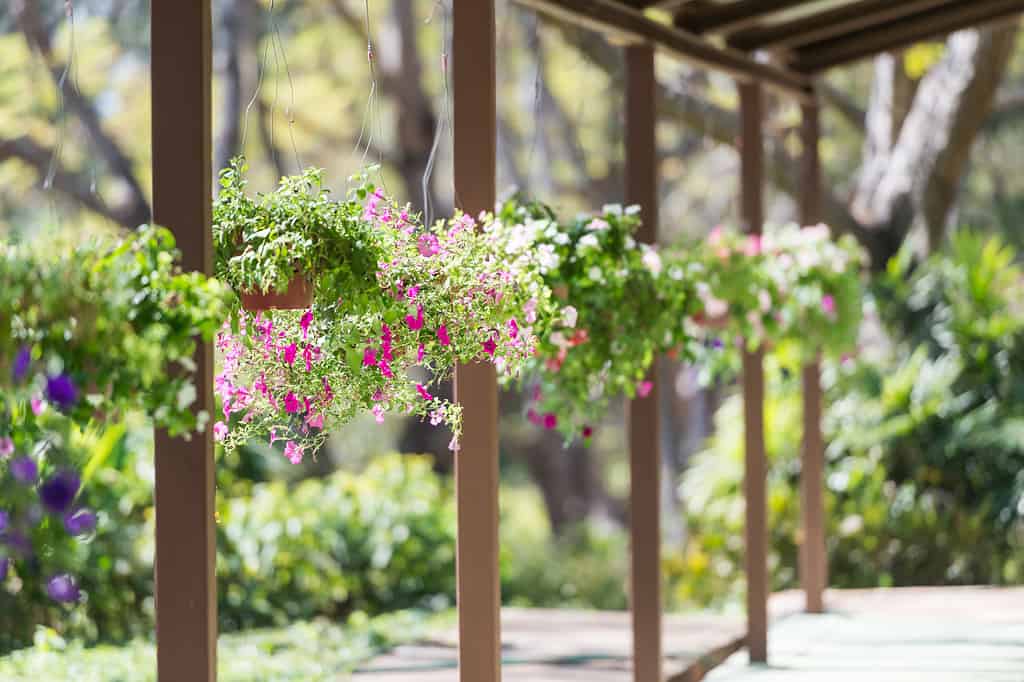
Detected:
left=0, top=609, right=451, bottom=682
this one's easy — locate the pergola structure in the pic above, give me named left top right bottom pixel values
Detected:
left=150, top=1, right=1024, bottom=681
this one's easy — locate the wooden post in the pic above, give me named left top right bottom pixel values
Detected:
left=799, top=100, right=827, bottom=615
left=739, top=81, right=768, bottom=665
left=452, top=2, right=502, bottom=682
left=151, top=2, right=217, bottom=680
left=625, top=44, right=662, bottom=682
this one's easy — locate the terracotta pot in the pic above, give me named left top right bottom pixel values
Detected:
left=240, top=273, right=313, bottom=311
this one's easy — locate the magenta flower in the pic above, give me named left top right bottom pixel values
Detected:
left=508, top=318, right=519, bottom=339
left=306, top=412, right=324, bottom=429
left=482, top=337, right=497, bottom=356
left=378, top=359, right=394, bottom=379
left=64, top=508, right=97, bottom=536
left=213, top=421, right=228, bottom=442
left=406, top=304, right=425, bottom=331
left=822, top=294, right=836, bottom=316
left=527, top=408, right=543, bottom=426
left=417, top=343, right=425, bottom=363
left=0, top=437, right=13, bottom=458
left=406, top=285, right=419, bottom=300
left=437, top=325, right=451, bottom=346
left=418, top=233, right=440, bottom=257
left=582, top=426, right=594, bottom=439
left=416, top=383, right=432, bottom=401
left=637, top=381, right=653, bottom=398
left=284, top=441, right=303, bottom=464
left=284, top=392, right=300, bottom=414
left=363, top=346, right=378, bottom=367
left=47, top=574, right=81, bottom=603
left=543, top=413, right=557, bottom=430
left=323, top=378, right=334, bottom=403
left=300, top=309, right=314, bottom=340
left=381, top=324, right=394, bottom=361
left=372, top=404, right=385, bottom=424
left=30, top=397, right=45, bottom=416
left=284, top=343, right=298, bottom=366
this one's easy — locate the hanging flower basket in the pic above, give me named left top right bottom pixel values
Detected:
left=239, top=271, right=313, bottom=311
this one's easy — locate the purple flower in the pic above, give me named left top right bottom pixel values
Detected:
left=64, top=508, right=97, bottom=536
left=10, top=457, right=37, bottom=485
left=711, top=338, right=724, bottom=350
left=4, top=530, right=31, bottom=557
left=0, top=437, right=13, bottom=458
left=12, top=346, right=30, bottom=382
left=0, top=558, right=8, bottom=582
left=45, top=374, right=78, bottom=411
left=0, top=510, right=8, bottom=533
left=46, top=574, right=81, bottom=603
left=39, top=470, right=80, bottom=515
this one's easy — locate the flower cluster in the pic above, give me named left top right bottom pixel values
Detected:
left=678, top=223, right=865, bottom=376
left=1, top=225, right=229, bottom=604
left=485, top=198, right=698, bottom=440
left=213, top=170, right=538, bottom=459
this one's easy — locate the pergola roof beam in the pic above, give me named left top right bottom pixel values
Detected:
left=790, top=0, right=1024, bottom=72
left=514, top=0, right=812, bottom=101
left=674, top=0, right=820, bottom=35
left=726, top=0, right=959, bottom=52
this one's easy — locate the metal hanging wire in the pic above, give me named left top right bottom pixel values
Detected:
left=421, top=0, right=453, bottom=226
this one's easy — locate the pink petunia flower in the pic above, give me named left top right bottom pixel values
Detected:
left=437, top=324, right=451, bottom=346
left=31, top=397, right=46, bottom=416
left=416, top=383, right=432, bottom=401
left=418, top=233, right=440, bottom=257
left=482, top=337, right=497, bottom=356
left=213, top=421, right=228, bottom=442
left=543, top=413, right=557, bottom=430
left=284, top=441, right=303, bottom=464
left=372, top=405, right=385, bottom=424
left=0, top=437, right=13, bottom=458
left=306, top=412, right=324, bottom=429
left=406, top=285, right=419, bottom=300
left=527, top=408, right=543, bottom=426
left=284, top=392, right=300, bottom=413
left=406, top=304, right=425, bottom=331
left=637, top=381, right=653, bottom=398
left=508, top=318, right=519, bottom=339
left=582, top=426, right=594, bottom=439
left=378, top=359, right=394, bottom=379
left=284, top=343, right=298, bottom=366
left=363, top=347, right=378, bottom=367
left=822, top=294, right=836, bottom=316
left=417, top=343, right=425, bottom=363
left=300, top=309, right=314, bottom=340
left=430, top=409, right=444, bottom=426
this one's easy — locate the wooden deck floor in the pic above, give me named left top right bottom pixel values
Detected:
left=353, top=587, right=1024, bottom=682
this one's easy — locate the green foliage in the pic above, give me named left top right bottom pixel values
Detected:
left=213, top=158, right=384, bottom=302
left=676, top=233, right=1024, bottom=606
left=1, top=224, right=230, bottom=434
left=0, top=610, right=442, bottom=682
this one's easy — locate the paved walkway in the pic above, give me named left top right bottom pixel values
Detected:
left=707, top=587, right=1024, bottom=682
left=354, top=588, right=1024, bottom=682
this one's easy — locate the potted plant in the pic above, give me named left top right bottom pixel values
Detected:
left=1, top=224, right=230, bottom=604
left=484, top=197, right=698, bottom=441
left=213, top=170, right=540, bottom=459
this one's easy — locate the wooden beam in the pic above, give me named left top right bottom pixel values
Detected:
left=625, top=44, right=662, bottom=682
left=675, top=0, right=817, bottom=35
left=452, top=2, right=502, bottom=682
left=739, top=81, right=768, bottom=666
left=151, top=1, right=217, bottom=680
left=791, top=0, right=1024, bottom=73
left=798, top=100, right=827, bottom=616
left=727, top=0, right=956, bottom=52
left=513, top=0, right=812, bottom=102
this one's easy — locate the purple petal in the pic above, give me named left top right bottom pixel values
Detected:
left=10, top=457, right=37, bottom=485
left=12, top=346, right=30, bottom=382
left=0, top=558, right=8, bottom=582
left=39, top=470, right=80, bottom=515
left=64, top=508, right=97, bottom=536
left=46, top=574, right=81, bottom=603
left=0, top=510, right=8, bottom=533
left=45, top=374, right=78, bottom=411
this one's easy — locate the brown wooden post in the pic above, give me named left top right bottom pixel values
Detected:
left=739, top=81, right=768, bottom=665
left=799, top=99, right=827, bottom=615
left=151, top=1, right=217, bottom=680
left=625, top=44, right=662, bottom=682
left=452, top=2, right=502, bottom=682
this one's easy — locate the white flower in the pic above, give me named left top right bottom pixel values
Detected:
left=758, top=290, right=772, bottom=312
left=561, top=305, right=578, bottom=328
left=625, top=236, right=636, bottom=250
left=641, top=247, right=662, bottom=275
left=537, top=244, right=560, bottom=272
left=587, top=218, right=610, bottom=232
left=176, top=382, right=197, bottom=410
left=669, top=266, right=684, bottom=281
left=588, top=266, right=603, bottom=282
left=554, top=232, right=570, bottom=245
left=578, top=233, right=600, bottom=251
left=602, top=204, right=624, bottom=216
left=625, top=205, right=642, bottom=216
